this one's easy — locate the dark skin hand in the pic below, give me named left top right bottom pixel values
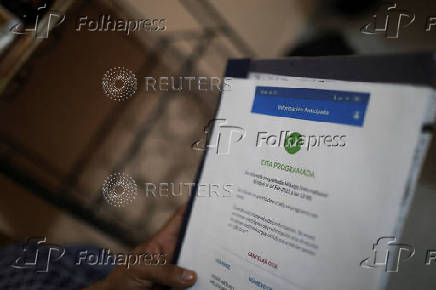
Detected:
left=85, top=204, right=197, bottom=290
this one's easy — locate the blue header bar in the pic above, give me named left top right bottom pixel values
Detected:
left=251, top=86, right=370, bottom=127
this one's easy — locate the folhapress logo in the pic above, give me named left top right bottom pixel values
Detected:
left=9, top=4, right=65, bottom=39
left=256, top=131, right=346, bottom=155
left=102, top=67, right=138, bottom=102
left=76, top=16, right=166, bottom=34
left=192, top=119, right=245, bottom=155
left=11, top=237, right=65, bottom=272
left=361, top=3, right=415, bottom=38
left=360, top=237, right=415, bottom=272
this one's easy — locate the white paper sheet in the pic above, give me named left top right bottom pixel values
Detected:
left=177, top=76, right=433, bottom=290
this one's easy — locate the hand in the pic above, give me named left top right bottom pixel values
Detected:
left=85, top=204, right=197, bottom=289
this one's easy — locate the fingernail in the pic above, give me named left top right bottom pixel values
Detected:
left=181, top=270, right=195, bottom=282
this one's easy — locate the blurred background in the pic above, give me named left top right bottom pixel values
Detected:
left=0, top=0, right=436, bottom=288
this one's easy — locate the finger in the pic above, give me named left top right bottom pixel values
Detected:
left=138, top=204, right=187, bottom=256
left=155, top=204, right=187, bottom=240
left=130, top=263, right=197, bottom=288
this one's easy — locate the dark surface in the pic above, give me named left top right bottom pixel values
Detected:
left=245, top=53, right=435, bottom=86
